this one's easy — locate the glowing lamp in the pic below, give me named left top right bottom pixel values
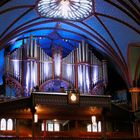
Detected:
left=68, top=90, right=79, bottom=104
left=34, top=113, right=38, bottom=123
left=71, top=93, right=77, bottom=101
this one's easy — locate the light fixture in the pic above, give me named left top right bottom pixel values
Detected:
left=34, top=113, right=38, bottom=123
left=70, top=93, right=77, bottom=102
left=68, top=90, right=79, bottom=104
left=37, top=0, right=93, bottom=20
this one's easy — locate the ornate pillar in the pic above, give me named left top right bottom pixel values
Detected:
left=129, top=87, right=140, bottom=138
left=102, top=115, right=107, bottom=139
left=129, top=87, right=140, bottom=111
left=31, top=107, right=36, bottom=139
left=16, top=119, right=19, bottom=137
left=43, top=120, right=47, bottom=137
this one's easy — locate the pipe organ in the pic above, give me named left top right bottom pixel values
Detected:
left=62, top=40, right=108, bottom=94
left=5, top=35, right=108, bottom=97
left=5, top=35, right=53, bottom=96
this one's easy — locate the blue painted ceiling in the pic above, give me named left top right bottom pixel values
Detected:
left=0, top=0, right=140, bottom=88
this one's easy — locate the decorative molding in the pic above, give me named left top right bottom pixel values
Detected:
left=32, top=92, right=111, bottom=108
left=129, top=87, right=140, bottom=93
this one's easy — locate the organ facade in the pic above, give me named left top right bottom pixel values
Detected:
left=4, top=35, right=108, bottom=97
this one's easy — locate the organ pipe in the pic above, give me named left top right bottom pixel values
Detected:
left=102, top=60, right=108, bottom=88
left=30, top=35, right=33, bottom=58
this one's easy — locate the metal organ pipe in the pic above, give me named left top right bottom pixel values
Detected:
left=34, top=39, right=37, bottom=86
left=102, top=60, right=108, bottom=88
left=27, top=38, right=29, bottom=57
left=83, top=65, right=86, bottom=93
left=30, top=35, right=33, bottom=58
left=43, top=51, right=46, bottom=82
left=82, top=40, right=85, bottom=62
left=30, top=60, right=32, bottom=90
left=34, top=39, right=37, bottom=58
left=37, top=45, right=53, bottom=85
left=19, top=47, right=22, bottom=84
left=37, top=44, right=40, bottom=86
left=40, top=47, right=42, bottom=84
left=86, top=43, right=88, bottom=62
left=62, top=50, right=76, bottom=87
left=76, top=47, right=79, bottom=63
left=42, top=50, right=44, bottom=83
left=79, top=42, right=81, bottom=63
left=41, top=49, right=43, bottom=84
left=26, top=62, right=30, bottom=92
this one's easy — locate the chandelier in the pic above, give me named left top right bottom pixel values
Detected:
left=37, top=0, right=93, bottom=20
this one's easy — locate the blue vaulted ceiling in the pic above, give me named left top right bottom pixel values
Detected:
left=0, top=0, right=140, bottom=88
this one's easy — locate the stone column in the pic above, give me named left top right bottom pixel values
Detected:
left=31, top=107, right=36, bottom=139
left=129, top=87, right=140, bottom=138
left=129, top=87, right=140, bottom=111
left=16, top=119, right=19, bottom=137
left=102, top=115, right=107, bottom=139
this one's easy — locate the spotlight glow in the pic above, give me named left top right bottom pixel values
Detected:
left=13, top=60, right=19, bottom=76
left=54, top=52, right=61, bottom=77
left=67, top=64, right=72, bottom=78
left=70, top=93, right=77, bottom=102
left=37, top=0, right=93, bottom=20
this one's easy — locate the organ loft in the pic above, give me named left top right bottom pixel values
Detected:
left=0, top=34, right=135, bottom=139
left=0, top=34, right=113, bottom=138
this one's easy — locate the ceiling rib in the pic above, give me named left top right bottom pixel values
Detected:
left=96, top=12, right=140, bottom=35
left=95, top=15, right=129, bottom=85
left=0, top=7, right=34, bottom=38
left=105, top=0, right=140, bottom=25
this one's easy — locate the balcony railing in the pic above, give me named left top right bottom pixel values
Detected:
left=0, top=131, right=134, bottom=140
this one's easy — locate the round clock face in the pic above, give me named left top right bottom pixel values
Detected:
left=70, top=93, right=77, bottom=102
left=37, top=0, right=93, bottom=20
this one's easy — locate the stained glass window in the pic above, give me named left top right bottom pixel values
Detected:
left=92, top=122, right=97, bottom=132
left=48, top=123, right=53, bottom=131
left=98, top=121, right=101, bottom=132
left=7, top=119, right=13, bottom=130
left=41, top=123, right=44, bottom=131
left=54, top=123, right=60, bottom=131
left=87, top=124, right=92, bottom=132
left=0, top=118, right=6, bottom=130
left=37, top=0, right=93, bottom=20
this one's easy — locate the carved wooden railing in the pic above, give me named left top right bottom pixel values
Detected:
left=31, top=92, right=111, bottom=108
left=0, top=131, right=134, bottom=139
left=0, top=97, right=30, bottom=113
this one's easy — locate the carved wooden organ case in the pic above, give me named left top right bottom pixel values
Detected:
left=5, top=35, right=108, bottom=97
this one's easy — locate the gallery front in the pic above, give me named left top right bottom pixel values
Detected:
left=0, top=92, right=113, bottom=139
